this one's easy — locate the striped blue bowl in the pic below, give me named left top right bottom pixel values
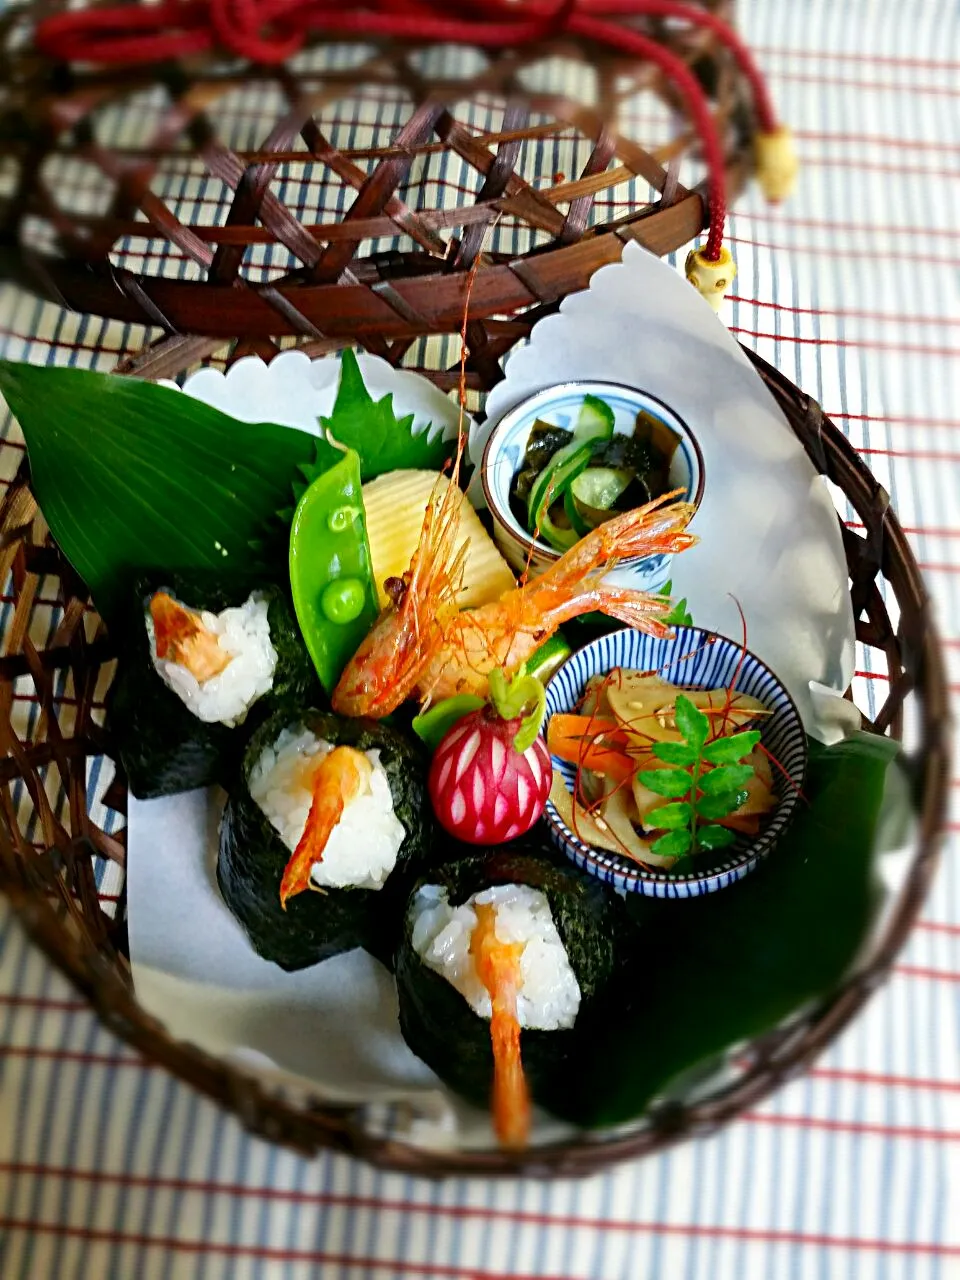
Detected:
left=543, top=627, right=809, bottom=898
left=480, top=381, right=704, bottom=592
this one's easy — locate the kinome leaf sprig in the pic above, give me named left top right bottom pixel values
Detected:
left=637, top=695, right=761, bottom=859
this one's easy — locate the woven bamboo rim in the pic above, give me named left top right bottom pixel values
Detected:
left=0, top=1, right=755, bottom=383
left=0, top=345, right=949, bottom=1176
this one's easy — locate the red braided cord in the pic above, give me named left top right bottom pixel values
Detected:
left=30, top=0, right=774, bottom=260
left=433, top=0, right=778, bottom=132
left=598, top=0, right=775, bottom=130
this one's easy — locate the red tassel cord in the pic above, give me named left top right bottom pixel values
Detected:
left=31, top=0, right=797, bottom=277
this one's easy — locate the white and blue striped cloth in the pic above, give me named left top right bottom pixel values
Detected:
left=1, top=1, right=958, bottom=1276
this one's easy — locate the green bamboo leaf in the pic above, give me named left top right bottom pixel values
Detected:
left=652, top=829, right=693, bottom=858
left=696, top=824, right=736, bottom=851
left=652, top=740, right=698, bottom=767
left=646, top=801, right=692, bottom=830
left=636, top=769, right=692, bottom=798
left=701, top=730, right=762, bottom=764
left=700, top=764, right=756, bottom=795
left=0, top=361, right=322, bottom=623
left=320, top=349, right=453, bottom=481
left=675, top=694, right=709, bottom=750
left=696, top=789, right=749, bottom=820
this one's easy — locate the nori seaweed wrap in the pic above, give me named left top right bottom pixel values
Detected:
left=218, top=707, right=434, bottom=971
left=108, top=570, right=318, bottom=799
left=396, top=846, right=622, bottom=1126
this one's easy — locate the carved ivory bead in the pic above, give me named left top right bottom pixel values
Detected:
left=684, top=245, right=736, bottom=312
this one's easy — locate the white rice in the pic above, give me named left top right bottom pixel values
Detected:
left=248, top=726, right=405, bottom=891
left=147, top=590, right=277, bottom=728
left=409, top=883, right=581, bottom=1031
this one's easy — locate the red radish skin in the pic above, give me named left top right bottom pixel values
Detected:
left=429, top=709, right=552, bottom=845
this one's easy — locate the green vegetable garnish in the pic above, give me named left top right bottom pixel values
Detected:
left=570, top=466, right=632, bottom=512
left=563, top=466, right=633, bottom=536
left=659, top=579, right=694, bottom=628
left=289, top=449, right=379, bottom=693
left=563, top=487, right=593, bottom=538
left=523, top=631, right=573, bottom=683
left=637, top=695, right=762, bottom=858
left=488, top=666, right=547, bottom=753
left=528, top=441, right=594, bottom=550
left=526, top=395, right=614, bottom=551
left=412, top=694, right=487, bottom=752
left=318, top=349, right=453, bottom=482
left=320, top=577, right=367, bottom=625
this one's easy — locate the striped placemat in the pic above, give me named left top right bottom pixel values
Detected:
left=1, top=0, right=957, bottom=1276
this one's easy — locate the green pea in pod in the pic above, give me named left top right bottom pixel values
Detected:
left=289, top=447, right=380, bottom=693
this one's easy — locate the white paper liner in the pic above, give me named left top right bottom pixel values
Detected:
left=472, top=243, right=857, bottom=730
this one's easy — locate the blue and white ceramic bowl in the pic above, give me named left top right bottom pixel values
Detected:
left=543, top=627, right=808, bottom=898
left=480, top=381, right=704, bottom=592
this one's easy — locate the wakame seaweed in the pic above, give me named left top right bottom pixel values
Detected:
left=508, top=404, right=680, bottom=540
left=108, top=570, right=317, bottom=800
left=218, top=708, right=435, bottom=972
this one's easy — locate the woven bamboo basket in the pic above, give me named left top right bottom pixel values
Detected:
left=0, top=343, right=949, bottom=1175
left=0, top=0, right=950, bottom=1176
left=0, top=0, right=756, bottom=385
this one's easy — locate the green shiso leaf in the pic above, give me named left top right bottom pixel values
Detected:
left=320, top=349, right=454, bottom=481
left=658, top=579, right=694, bottom=628
left=0, top=361, right=319, bottom=622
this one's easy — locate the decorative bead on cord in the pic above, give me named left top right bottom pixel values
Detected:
left=32, top=0, right=797, bottom=302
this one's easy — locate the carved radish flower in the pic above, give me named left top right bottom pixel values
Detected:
left=428, top=669, right=551, bottom=845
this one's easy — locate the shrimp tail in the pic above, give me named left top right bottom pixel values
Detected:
left=569, top=584, right=678, bottom=636
left=519, top=492, right=698, bottom=634
left=535, top=491, right=698, bottom=592
left=279, top=747, right=369, bottom=908
left=489, top=1004, right=532, bottom=1151
left=470, top=903, right=531, bottom=1150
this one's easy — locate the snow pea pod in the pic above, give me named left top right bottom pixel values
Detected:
left=289, top=449, right=380, bottom=693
